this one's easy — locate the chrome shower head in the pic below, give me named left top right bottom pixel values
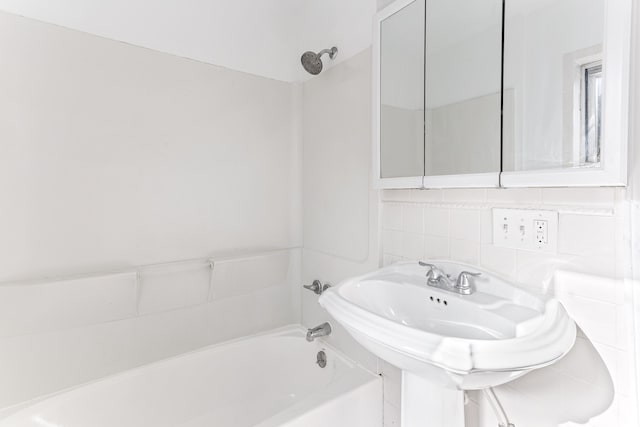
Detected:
left=301, top=47, right=338, bottom=75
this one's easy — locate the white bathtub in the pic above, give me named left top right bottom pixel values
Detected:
left=0, top=326, right=381, bottom=427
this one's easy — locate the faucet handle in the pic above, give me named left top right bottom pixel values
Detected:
left=304, top=280, right=323, bottom=295
left=455, top=271, right=481, bottom=293
left=304, top=280, right=332, bottom=295
left=418, top=261, right=437, bottom=270
left=420, top=262, right=446, bottom=283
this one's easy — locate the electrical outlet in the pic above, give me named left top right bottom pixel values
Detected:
left=493, top=208, right=558, bottom=252
left=534, top=220, right=548, bottom=244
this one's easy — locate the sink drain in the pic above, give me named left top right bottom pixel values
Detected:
left=316, top=350, right=327, bottom=368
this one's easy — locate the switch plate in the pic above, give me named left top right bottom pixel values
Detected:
left=492, top=208, right=558, bottom=252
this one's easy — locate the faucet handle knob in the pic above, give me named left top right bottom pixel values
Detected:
left=418, top=261, right=437, bottom=275
left=303, top=280, right=323, bottom=295
left=455, top=271, right=481, bottom=293
left=303, top=280, right=332, bottom=295
left=459, top=271, right=481, bottom=277
left=420, top=262, right=446, bottom=284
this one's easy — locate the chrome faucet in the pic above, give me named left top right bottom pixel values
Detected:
left=418, top=261, right=480, bottom=295
left=420, top=262, right=452, bottom=286
left=306, top=322, right=332, bottom=342
left=454, top=271, right=481, bottom=295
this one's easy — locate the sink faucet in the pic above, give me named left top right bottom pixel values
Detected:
left=419, top=261, right=481, bottom=295
left=420, top=262, right=452, bottom=286
left=306, top=322, right=332, bottom=342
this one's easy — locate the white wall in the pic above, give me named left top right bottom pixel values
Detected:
left=0, top=11, right=301, bottom=282
left=0, top=0, right=375, bottom=82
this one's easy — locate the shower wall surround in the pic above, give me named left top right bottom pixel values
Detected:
left=0, top=11, right=303, bottom=410
left=0, top=11, right=301, bottom=282
left=0, top=250, right=301, bottom=411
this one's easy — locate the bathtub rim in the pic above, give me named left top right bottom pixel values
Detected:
left=0, top=323, right=376, bottom=420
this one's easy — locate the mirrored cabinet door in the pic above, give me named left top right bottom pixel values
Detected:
left=502, top=0, right=605, bottom=172
left=376, top=0, right=425, bottom=188
left=424, top=0, right=503, bottom=187
left=501, top=0, right=630, bottom=187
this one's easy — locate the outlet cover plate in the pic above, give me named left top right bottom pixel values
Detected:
left=492, top=208, right=558, bottom=253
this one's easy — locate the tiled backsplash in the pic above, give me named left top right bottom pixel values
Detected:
left=0, top=249, right=301, bottom=412
left=379, top=187, right=638, bottom=427
left=382, top=188, right=621, bottom=289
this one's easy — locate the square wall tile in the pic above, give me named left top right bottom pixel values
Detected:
left=479, top=209, right=493, bottom=244
left=558, top=214, right=615, bottom=257
left=401, top=233, right=424, bottom=260
left=424, top=236, right=450, bottom=259
left=480, top=245, right=516, bottom=278
left=402, top=205, right=424, bottom=233
left=450, top=209, right=481, bottom=241
left=383, top=230, right=403, bottom=256
left=383, top=204, right=403, bottom=231
left=424, top=207, right=450, bottom=237
left=450, top=239, right=479, bottom=264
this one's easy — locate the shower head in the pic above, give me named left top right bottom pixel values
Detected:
left=301, top=47, right=338, bottom=75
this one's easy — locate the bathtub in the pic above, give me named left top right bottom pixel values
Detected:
left=0, top=326, right=382, bottom=427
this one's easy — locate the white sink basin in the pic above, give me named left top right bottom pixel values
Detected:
left=319, top=261, right=576, bottom=427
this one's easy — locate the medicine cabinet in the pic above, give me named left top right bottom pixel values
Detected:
left=373, top=0, right=632, bottom=189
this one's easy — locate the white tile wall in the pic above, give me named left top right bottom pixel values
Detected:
left=379, top=187, right=637, bottom=427
left=0, top=249, right=301, bottom=411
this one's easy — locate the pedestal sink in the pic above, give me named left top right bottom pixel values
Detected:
left=318, top=261, right=576, bottom=427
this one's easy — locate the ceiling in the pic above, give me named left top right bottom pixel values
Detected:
left=0, top=0, right=376, bottom=82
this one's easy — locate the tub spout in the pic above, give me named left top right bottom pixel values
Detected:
left=306, top=322, right=332, bottom=342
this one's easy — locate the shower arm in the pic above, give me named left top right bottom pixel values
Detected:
left=317, top=47, right=337, bottom=60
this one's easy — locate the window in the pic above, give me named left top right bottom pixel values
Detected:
left=582, top=61, right=602, bottom=166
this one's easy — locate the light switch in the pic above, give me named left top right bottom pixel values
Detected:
left=493, top=208, right=558, bottom=252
